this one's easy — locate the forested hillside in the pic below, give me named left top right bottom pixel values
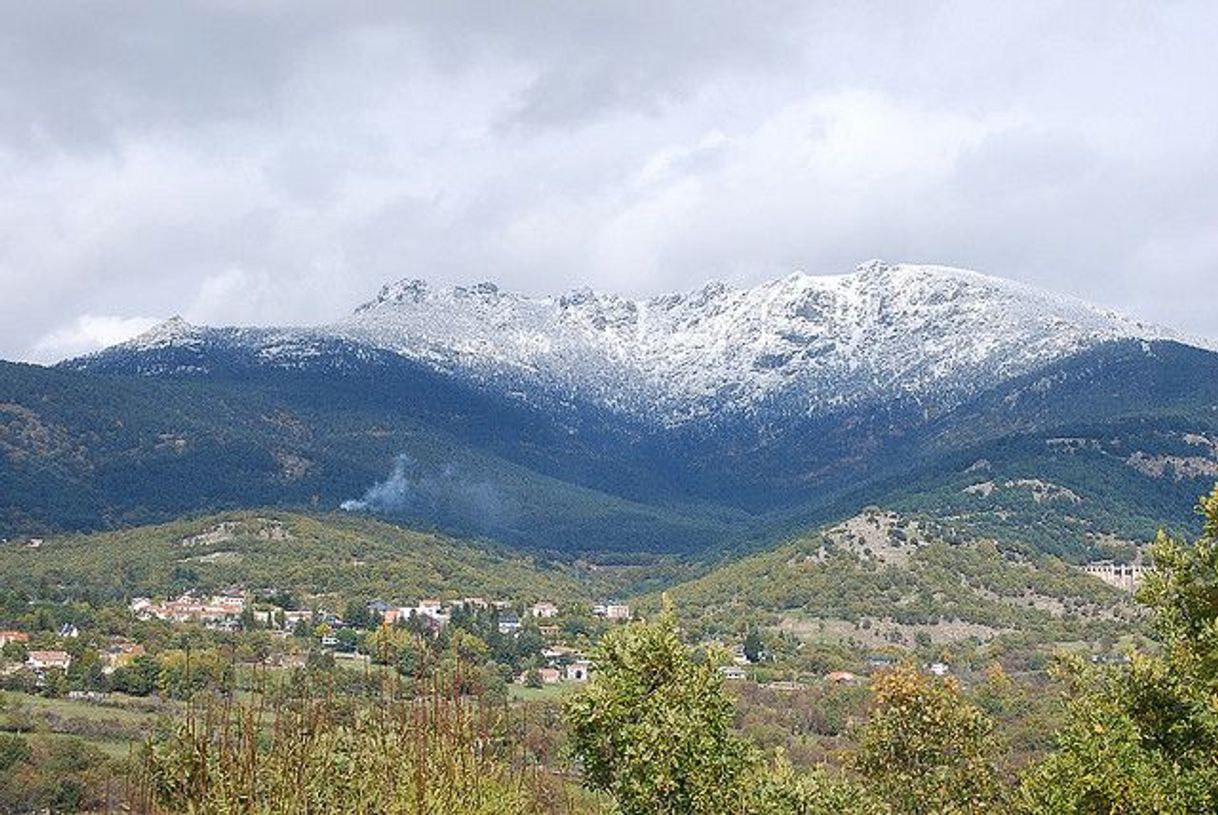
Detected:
left=0, top=511, right=618, bottom=605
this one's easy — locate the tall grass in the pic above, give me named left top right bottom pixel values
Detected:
left=132, top=671, right=601, bottom=814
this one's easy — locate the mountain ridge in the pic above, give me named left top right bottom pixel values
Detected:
left=69, top=262, right=1210, bottom=429
left=7, top=263, right=1215, bottom=557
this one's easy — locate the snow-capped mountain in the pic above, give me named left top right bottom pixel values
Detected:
left=77, top=261, right=1200, bottom=427
left=19, top=261, right=1218, bottom=551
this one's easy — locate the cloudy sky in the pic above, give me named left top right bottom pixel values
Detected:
left=2, top=1, right=1216, bottom=362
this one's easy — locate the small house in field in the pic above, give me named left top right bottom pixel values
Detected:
left=543, top=645, right=577, bottom=662
left=530, top=601, right=559, bottom=618
left=825, top=671, right=858, bottom=685
left=380, top=608, right=403, bottom=626
left=283, top=610, right=313, bottom=629
left=498, top=612, right=522, bottom=635
left=565, top=660, right=592, bottom=682
left=367, top=599, right=395, bottom=617
left=928, top=662, right=950, bottom=677
left=129, top=598, right=154, bottom=619
left=27, top=650, right=72, bottom=671
left=719, top=666, right=747, bottom=681
left=593, top=602, right=631, bottom=621
left=519, top=666, right=562, bottom=685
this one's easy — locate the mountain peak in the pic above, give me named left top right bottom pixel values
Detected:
left=357, top=278, right=431, bottom=311
left=126, top=315, right=200, bottom=348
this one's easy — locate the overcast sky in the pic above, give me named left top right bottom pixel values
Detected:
left=2, top=1, right=1216, bottom=362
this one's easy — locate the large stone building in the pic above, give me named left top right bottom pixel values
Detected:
left=1083, top=561, right=1146, bottom=592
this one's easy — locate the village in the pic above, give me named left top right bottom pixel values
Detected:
left=0, top=589, right=639, bottom=694
left=1, top=584, right=963, bottom=702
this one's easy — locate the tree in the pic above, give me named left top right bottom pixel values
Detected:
left=744, top=753, right=885, bottom=815
left=565, top=599, right=754, bottom=814
left=853, top=665, right=1006, bottom=814
left=367, top=624, right=411, bottom=666
left=1, top=641, right=28, bottom=664
left=1018, top=485, right=1218, bottom=813
left=343, top=599, right=371, bottom=630
left=743, top=627, right=764, bottom=663
left=111, top=655, right=160, bottom=696
left=335, top=627, right=359, bottom=653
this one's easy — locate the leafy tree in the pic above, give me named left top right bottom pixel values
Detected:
left=157, top=649, right=233, bottom=699
left=367, top=624, right=411, bottom=666
left=853, top=665, right=1006, bottom=814
left=743, top=627, right=764, bottom=663
left=565, top=599, right=754, bottom=814
left=1, top=640, right=27, bottom=663
left=111, top=654, right=160, bottom=696
left=744, top=753, right=885, bottom=815
left=343, top=598, right=371, bottom=630
left=1018, top=485, right=1218, bottom=813
left=335, top=627, right=359, bottom=652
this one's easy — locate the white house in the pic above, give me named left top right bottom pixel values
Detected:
left=565, top=660, right=592, bottom=682
left=594, top=602, right=631, bottom=621
left=27, top=650, right=72, bottom=671
left=530, top=601, right=559, bottom=619
left=498, top=612, right=522, bottom=635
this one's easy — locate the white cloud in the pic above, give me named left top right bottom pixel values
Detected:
left=30, top=315, right=161, bottom=363
left=1, top=2, right=1217, bottom=360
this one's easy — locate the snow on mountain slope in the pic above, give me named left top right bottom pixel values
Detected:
left=83, top=261, right=1200, bottom=426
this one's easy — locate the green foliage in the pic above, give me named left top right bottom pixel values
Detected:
left=1017, top=662, right=1209, bottom=814
left=853, top=665, right=1006, bottom=814
left=1017, top=484, right=1218, bottom=813
left=0, top=511, right=602, bottom=606
left=0, top=734, right=115, bottom=814
left=565, top=601, right=754, bottom=814
left=0, top=732, right=32, bottom=772
left=156, top=649, right=234, bottom=700
left=743, top=754, right=885, bottom=815
left=565, top=604, right=891, bottom=814
left=743, top=626, right=764, bottom=663
left=664, top=511, right=1136, bottom=650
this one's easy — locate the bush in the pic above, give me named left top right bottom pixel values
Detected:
left=565, top=600, right=754, bottom=814
left=853, top=665, right=1006, bottom=814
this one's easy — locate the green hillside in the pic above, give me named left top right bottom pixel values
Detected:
left=660, top=508, right=1143, bottom=649
left=0, top=511, right=623, bottom=605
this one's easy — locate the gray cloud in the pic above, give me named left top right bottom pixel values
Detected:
left=1, top=1, right=1216, bottom=362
